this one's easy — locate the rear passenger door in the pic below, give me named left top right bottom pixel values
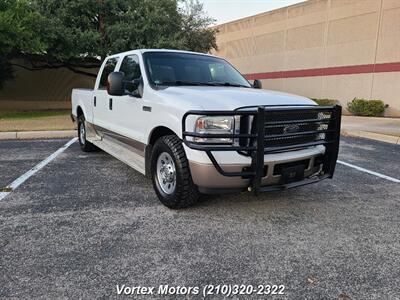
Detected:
left=109, top=54, right=146, bottom=146
left=93, top=56, right=119, bottom=130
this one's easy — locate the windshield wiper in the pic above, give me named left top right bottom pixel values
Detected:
left=210, top=82, right=251, bottom=88
left=157, top=80, right=215, bottom=86
left=157, top=80, right=250, bottom=88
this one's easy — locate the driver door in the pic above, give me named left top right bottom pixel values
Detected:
left=108, top=54, right=147, bottom=148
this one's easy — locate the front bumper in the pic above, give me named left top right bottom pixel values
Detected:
left=191, top=162, right=330, bottom=194
left=182, top=105, right=342, bottom=194
left=189, top=146, right=325, bottom=191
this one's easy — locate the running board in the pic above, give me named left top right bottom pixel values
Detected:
left=90, top=135, right=146, bottom=175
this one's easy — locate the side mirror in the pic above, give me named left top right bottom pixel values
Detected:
left=135, top=78, right=144, bottom=98
left=125, top=77, right=143, bottom=98
left=107, top=72, right=125, bottom=96
left=253, top=79, right=262, bottom=89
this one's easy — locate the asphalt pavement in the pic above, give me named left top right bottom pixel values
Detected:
left=0, top=136, right=399, bottom=299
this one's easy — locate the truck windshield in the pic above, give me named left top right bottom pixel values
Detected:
left=143, top=52, right=251, bottom=88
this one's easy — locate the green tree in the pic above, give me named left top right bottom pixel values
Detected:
left=0, top=0, right=46, bottom=87
left=0, top=0, right=217, bottom=87
left=179, top=0, right=217, bottom=53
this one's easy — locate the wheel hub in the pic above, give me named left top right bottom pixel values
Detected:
left=156, top=152, right=176, bottom=194
left=79, top=122, right=85, bottom=145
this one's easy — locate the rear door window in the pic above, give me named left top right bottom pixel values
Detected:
left=98, top=57, right=119, bottom=89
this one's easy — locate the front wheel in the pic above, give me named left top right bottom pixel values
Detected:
left=150, top=135, right=199, bottom=208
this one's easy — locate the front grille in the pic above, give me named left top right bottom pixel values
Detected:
left=240, top=108, right=335, bottom=154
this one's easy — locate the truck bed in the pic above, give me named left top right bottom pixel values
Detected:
left=71, top=88, right=94, bottom=123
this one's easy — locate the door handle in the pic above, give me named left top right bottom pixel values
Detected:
left=94, top=96, right=96, bottom=107
left=109, top=98, right=113, bottom=110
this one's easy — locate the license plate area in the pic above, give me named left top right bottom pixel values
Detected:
left=281, top=165, right=305, bottom=184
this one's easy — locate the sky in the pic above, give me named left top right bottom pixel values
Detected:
left=199, top=0, right=306, bottom=24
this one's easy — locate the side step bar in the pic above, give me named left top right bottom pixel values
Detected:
left=90, top=135, right=146, bottom=175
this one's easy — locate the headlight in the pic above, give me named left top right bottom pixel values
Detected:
left=194, top=116, right=235, bottom=144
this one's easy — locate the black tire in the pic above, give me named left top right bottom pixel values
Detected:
left=150, top=135, right=200, bottom=208
left=77, top=115, right=97, bottom=152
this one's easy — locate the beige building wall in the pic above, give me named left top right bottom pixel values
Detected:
left=214, top=0, right=400, bottom=117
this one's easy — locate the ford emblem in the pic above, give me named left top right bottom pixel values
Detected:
left=283, top=124, right=300, bottom=134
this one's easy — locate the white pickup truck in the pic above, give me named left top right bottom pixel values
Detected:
left=71, top=49, right=341, bottom=208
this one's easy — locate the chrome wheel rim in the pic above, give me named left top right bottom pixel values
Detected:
left=156, top=152, right=176, bottom=195
left=79, top=122, right=85, bottom=145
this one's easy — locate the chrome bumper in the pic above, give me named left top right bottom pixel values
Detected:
left=190, top=152, right=323, bottom=191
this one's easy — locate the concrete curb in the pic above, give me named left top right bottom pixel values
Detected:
left=341, top=129, right=400, bottom=145
left=0, top=130, right=76, bottom=140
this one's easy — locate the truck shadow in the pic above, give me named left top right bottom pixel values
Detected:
left=194, top=183, right=337, bottom=208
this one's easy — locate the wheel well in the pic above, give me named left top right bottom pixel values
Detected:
left=148, top=126, right=176, bottom=146
left=77, top=106, right=83, bottom=118
left=145, top=126, right=177, bottom=178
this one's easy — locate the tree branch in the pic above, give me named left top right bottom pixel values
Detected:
left=11, top=61, right=98, bottom=78
left=11, top=63, right=49, bottom=71
left=65, top=66, right=97, bottom=77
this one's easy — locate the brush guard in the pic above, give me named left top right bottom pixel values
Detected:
left=182, top=105, right=342, bottom=193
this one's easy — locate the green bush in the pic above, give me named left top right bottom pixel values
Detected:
left=310, top=98, right=339, bottom=106
left=346, top=98, right=386, bottom=117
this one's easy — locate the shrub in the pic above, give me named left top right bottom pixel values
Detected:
left=310, top=98, right=339, bottom=106
left=346, top=98, right=386, bottom=117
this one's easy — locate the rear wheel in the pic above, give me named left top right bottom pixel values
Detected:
left=150, top=135, right=199, bottom=208
left=77, top=115, right=97, bottom=152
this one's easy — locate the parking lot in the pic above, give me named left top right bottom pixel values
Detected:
left=0, top=136, right=399, bottom=299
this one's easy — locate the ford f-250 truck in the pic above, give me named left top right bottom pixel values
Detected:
left=71, top=49, right=341, bottom=208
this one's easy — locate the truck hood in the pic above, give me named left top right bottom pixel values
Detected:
left=156, top=86, right=316, bottom=110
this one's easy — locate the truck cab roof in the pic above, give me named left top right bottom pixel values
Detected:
left=106, top=48, right=218, bottom=60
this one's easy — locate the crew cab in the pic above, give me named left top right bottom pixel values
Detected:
left=71, top=49, right=341, bottom=208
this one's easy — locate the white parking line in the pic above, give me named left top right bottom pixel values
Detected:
left=337, top=160, right=400, bottom=183
left=0, top=138, right=77, bottom=201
